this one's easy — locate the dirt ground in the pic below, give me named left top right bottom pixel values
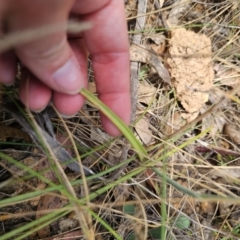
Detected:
left=1, top=0, right=240, bottom=239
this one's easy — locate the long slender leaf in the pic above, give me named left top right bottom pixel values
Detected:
left=80, top=88, right=147, bottom=160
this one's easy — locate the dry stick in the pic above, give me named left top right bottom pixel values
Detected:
left=130, top=0, right=148, bottom=123
left=127, top=5, right=170, bottom=21
left=0, top=21, right=92, bottom=54
left=154, top=0, right=167, bottom=29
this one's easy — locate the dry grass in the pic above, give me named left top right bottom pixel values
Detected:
left=1, top=0, right=240, bottom=239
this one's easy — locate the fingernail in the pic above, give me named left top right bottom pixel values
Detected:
left=60, top=112, right=78, bottom=119
left=1, top=68, right=15, bottom=86
left=52, top=58, right=82, bottom=94
left=3, top=81, right=14, bottom=87
left=31, top=106, right=47, bottom=113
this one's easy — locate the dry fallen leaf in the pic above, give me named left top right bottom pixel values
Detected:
left=200, top=105, right=226, bottom=137
left=28, top=183, right=46, bottom=207
left=148, top=33, right=165, bottom=46
left=211, top=167, right=240, bottom=183
left=214, top=63, right=240, bottom=90
left=181, top=111, right=199, bottom=123
left=36, top=194, right=68, bottom=238
left=135, top=117, right=152, bottom=146
left=0, top=125, right=31, bottom=142
left=36, top=158, right=65, bottom=183
left=138, top=81, right=157, bottom=105
left=223, top=124, right=240, bottom=145
left=130, top=44, right=171, bottom=85
left=125, top=0, right=137, bottom=18
left=90, top=127, right=123, bottom=157
left=167, top=0, right=191, bottom=27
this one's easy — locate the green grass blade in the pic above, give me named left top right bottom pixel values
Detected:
left=80, top=88, right=147, bottom=160
left=90, top=210, right=122, bottom=240
left=1, top=209, right=69, bottom=240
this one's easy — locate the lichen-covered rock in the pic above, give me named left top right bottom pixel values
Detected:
left=167, top=28, right=214, bottom=113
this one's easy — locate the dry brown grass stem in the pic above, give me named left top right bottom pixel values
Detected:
left=0, top=20, right=92, bottom=54
left=25, top=108, right=94, bottom=239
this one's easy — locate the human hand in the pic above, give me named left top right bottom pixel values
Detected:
left=0, top=0, right=131, bottom=136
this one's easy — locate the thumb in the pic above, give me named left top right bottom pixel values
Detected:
left=6, top=0, right=84, bottom=94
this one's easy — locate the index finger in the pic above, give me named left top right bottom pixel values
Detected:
left=81, top=0, right=131, bottom=136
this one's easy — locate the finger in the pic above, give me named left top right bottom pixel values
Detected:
left=80, top=0, right=131, bottom=136
left=19, top=68, right=52, bottom=112
left=72, top=0, right=109, bottom=14
left=6, top=0, right=85, bottom=95
left=52, top=92, right=84, bottom=117
left=52, top=38, right=87, bottom=117
left=0, top=51, right=17, bottom=85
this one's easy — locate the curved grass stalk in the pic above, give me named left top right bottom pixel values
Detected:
left=80, top=88, right=147, bottom=161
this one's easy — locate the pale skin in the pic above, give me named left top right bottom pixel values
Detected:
left=0, top=0, right=131, bottom=136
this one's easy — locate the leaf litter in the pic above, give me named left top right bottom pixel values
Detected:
left=1, top=0, right=240, bottom=239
